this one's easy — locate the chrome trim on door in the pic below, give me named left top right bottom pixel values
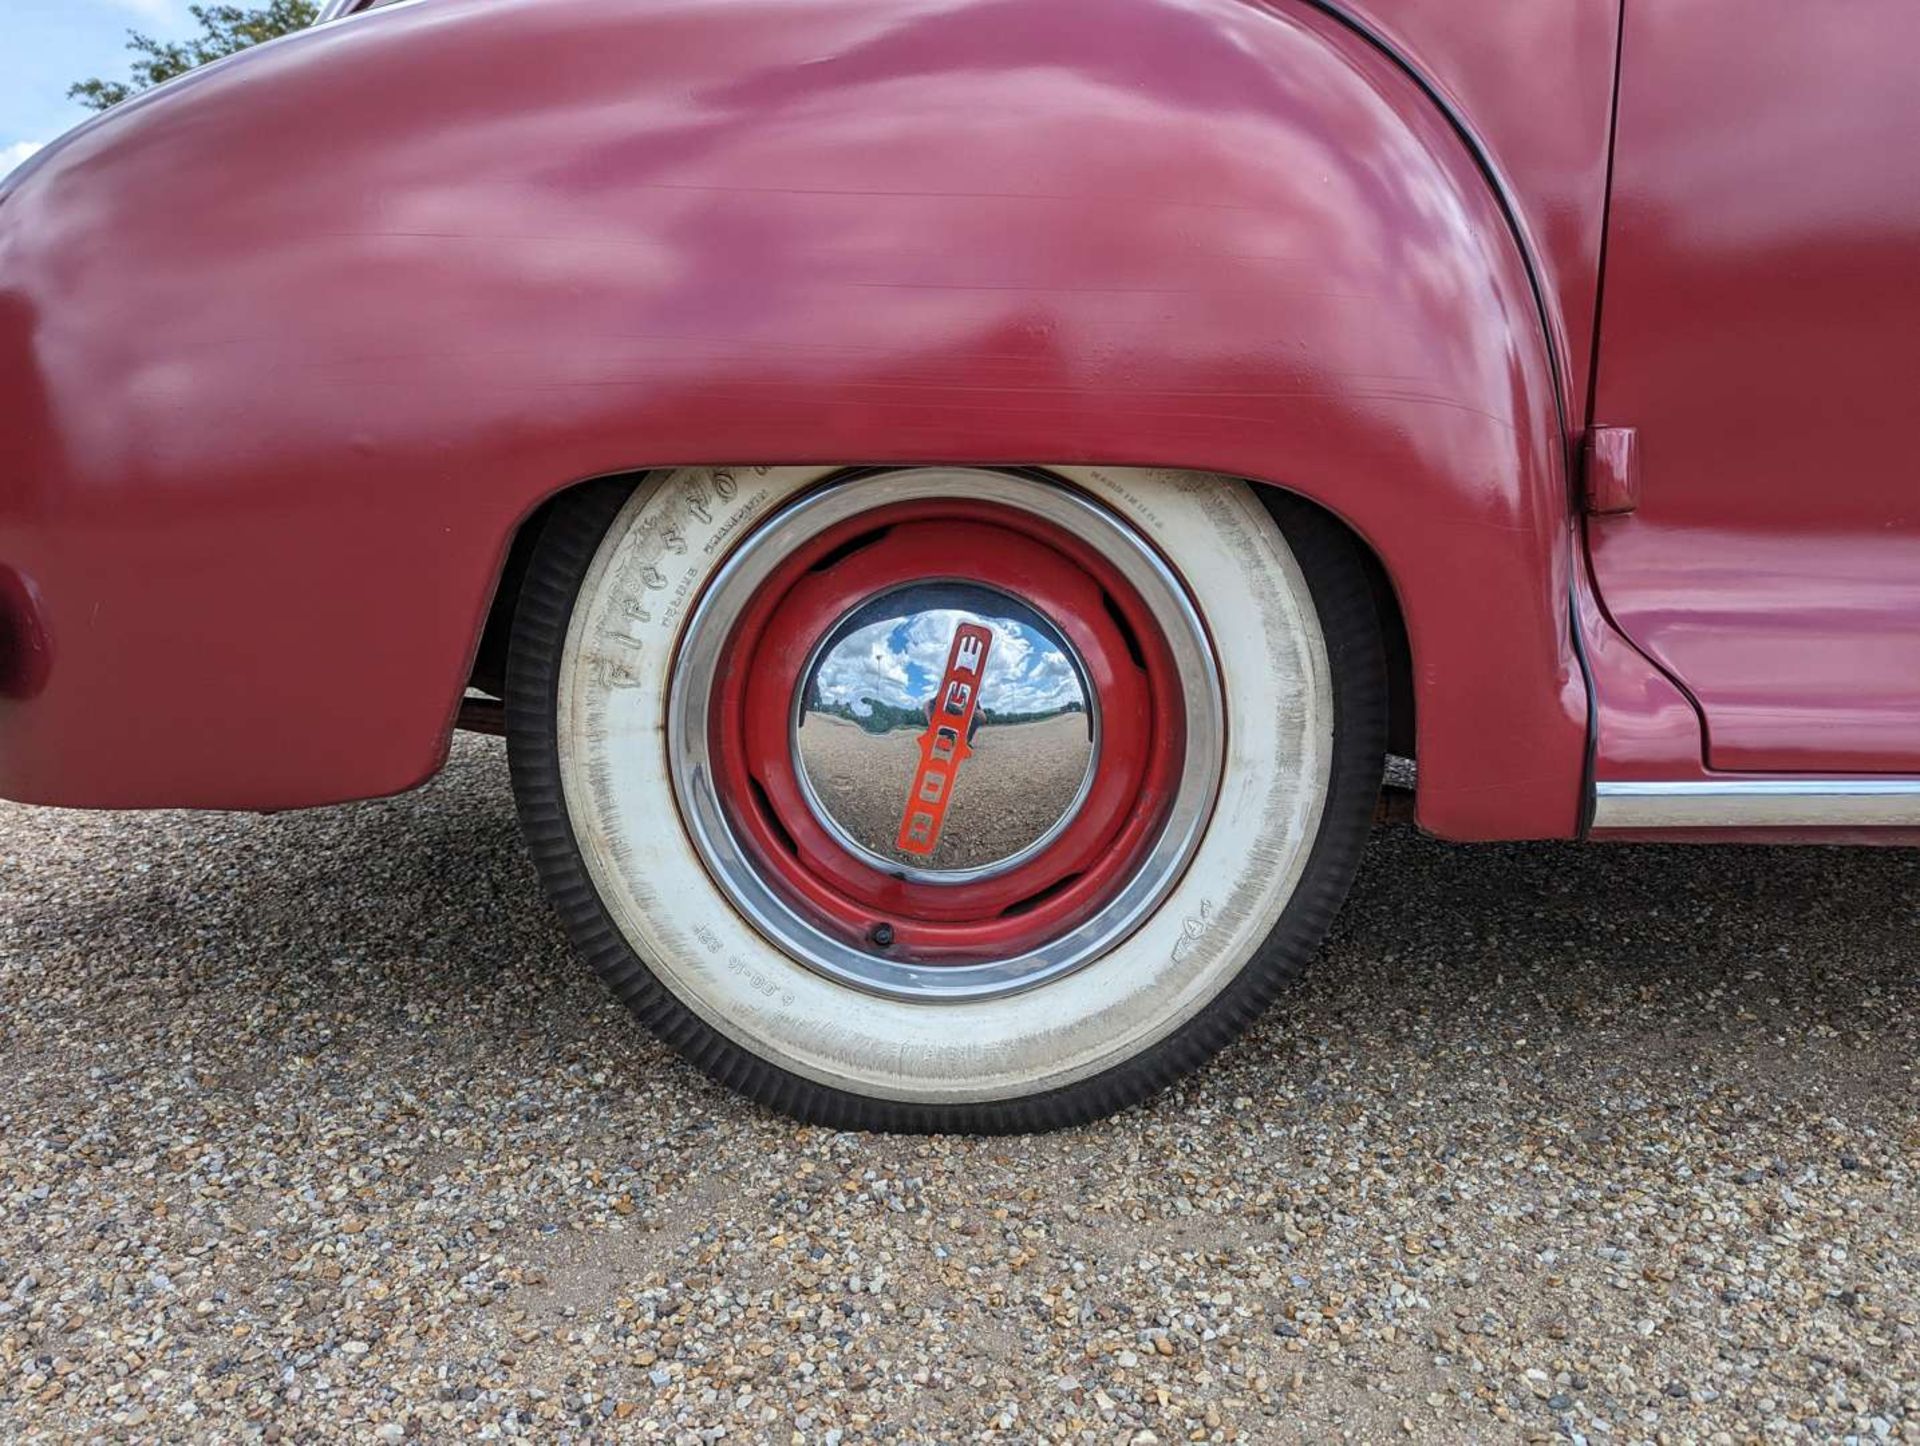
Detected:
left=1592, top=779, right=1920, bottom=830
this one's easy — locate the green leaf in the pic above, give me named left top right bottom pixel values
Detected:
left=69, top=0, right=320, bottom=112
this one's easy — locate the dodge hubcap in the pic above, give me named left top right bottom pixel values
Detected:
left=669, top=469, right=1224, bottom=1001
left=793, top=582, right=1100, bottom=882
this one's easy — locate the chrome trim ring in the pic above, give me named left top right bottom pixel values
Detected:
left=1593, top=778, right=1920, bottom=829
left=667, top=469, right=1225, bottom=1002
left=791, top=580, right=1102, bottom=884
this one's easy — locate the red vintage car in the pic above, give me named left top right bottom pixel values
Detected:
left=2, top=0, right=1915, bottom=1130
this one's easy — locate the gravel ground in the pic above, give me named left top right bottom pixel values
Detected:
left=2, top=735, right=1916, bottom=1444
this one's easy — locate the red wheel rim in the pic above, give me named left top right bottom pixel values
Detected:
left=704, top=495, right=1190, bottom=964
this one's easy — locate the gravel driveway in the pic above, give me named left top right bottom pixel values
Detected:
left=2, top=737, right=1915, bottom=1444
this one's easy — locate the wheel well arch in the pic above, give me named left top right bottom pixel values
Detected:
left=0, top=0, right=1579, bottom=827
left=464, top=469, right=1417, bottom=765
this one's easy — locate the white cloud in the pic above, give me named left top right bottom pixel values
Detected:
left=1, top=141, right=46, bottom=176
left=813, top=609, right=1084, bottom=721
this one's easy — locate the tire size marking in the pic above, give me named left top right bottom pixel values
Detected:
left=726, top=953, right=795, bottom=1009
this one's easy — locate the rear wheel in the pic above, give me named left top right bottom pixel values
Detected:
left=507, top=466, right=1383, bottom=1131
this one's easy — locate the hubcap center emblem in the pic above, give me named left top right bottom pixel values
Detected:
left=896, top=622, right=993, bottom=857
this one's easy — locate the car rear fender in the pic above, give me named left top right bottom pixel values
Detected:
left=0, top=0, right=1584, bottom=838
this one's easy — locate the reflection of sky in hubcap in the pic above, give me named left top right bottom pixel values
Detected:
left=794, top=582, right=1097, bottom=876
left=811, top=607, right=1083, bottom=722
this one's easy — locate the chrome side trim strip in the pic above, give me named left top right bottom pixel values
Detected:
left=1592, top=779, right=1920, bottom=830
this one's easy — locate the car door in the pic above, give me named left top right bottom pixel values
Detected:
left=1587, top=1, right=1920, bottom=773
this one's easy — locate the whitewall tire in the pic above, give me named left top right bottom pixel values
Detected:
left=506, top=466, right=1384, bottom=1131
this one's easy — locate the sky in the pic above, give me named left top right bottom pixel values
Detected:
left=1, top=0, right=200, bottom=173
left=813, top=610, right=1085, bottom=722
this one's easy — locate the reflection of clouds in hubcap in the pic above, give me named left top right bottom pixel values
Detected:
left=812, top=609, right=1084, bottom=723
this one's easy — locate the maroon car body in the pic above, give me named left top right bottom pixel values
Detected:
left=2, top=0, right=1916, bottom=840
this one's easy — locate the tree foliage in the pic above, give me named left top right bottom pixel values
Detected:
left=70, top=1, right=319, bottom=112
